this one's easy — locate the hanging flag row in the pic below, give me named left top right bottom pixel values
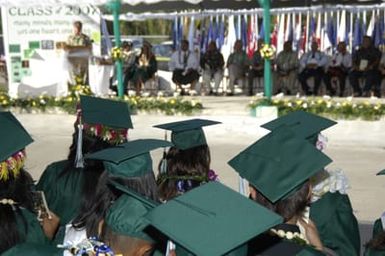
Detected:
left=171, top=9, right=385, bottom=60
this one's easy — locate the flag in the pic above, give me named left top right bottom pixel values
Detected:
left=293, top=13, right=302, bottom=52
left=285, top=13, right=293, bottom=42
left=315, top=13, right=321, bottom=45
left=188, top=16, right=195, bottom=52
left=247, top=14, right=257, bottom=58
left=218, top=16, right=225, bottom=50
left=241, top=15, right=248, bottom=49
left=222, top=14, right=237, bottom=62
left=367, top=10, right=375, bottom=36
left=277, top=13, right=285, bottom=53
left=259, top=21, right=265, bottom=40
left=236, top=15, right=242, bottom=39
left=321, top=13, right=332, bottom=51
left=309, top=16, right=316, bottom=43
left=271, top=16, right=278, bottom=49
left=374, top=19, right=382, bottom=47
left=101, top=18, right=112, bottom=55
left=337, top=10, right=346, bottom=44
left=353, top=17, right=362, bottom=50
left=327, top=17, right=336, bottom=47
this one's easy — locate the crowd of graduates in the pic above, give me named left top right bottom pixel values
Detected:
left=0, top=95, right=384, bottom=255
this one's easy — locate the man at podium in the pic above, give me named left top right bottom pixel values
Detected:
left=65, top=21, right=92, bottom=85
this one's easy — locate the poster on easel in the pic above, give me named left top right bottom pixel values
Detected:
left=1, top=5, right=101, bottom=97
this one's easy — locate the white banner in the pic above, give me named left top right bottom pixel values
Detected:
left=1, top=5, right=101, bottom=97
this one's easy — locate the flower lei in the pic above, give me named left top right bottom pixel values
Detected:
left=59, top=237, right=115, bottom=256
left=0, top=150, right=26, bottom=181
left=260, top=44, right=276, bottom=60
left=158, top=170, right=219, bottom=193
left=111, top=46, right=123, bottom=61
left=83, top=123, right=128, bottom=145
left=270, top=228, right=307, bottom=246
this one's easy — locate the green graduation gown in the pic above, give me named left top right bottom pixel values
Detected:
left=36, top=160, right=85, bottom=227
left=364, top=248, right=385, bottom=256
left=373, top=218, right=384, bottom=238
left=2, top=242, right=63, bottom=256
left=310, top=191, right=360, bottom=256
left=16, top=208, right=48, bottom=244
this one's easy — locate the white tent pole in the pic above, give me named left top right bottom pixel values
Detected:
left=305, top=10, right=310, bottom=52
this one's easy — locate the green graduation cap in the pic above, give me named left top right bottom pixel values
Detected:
left=85, top=139, right=172, bottom=178
left=144, top=182, right=283, bottom=256
left=261, top=111, right=336, bottom=141
left=377, top=169, right=385, bottom=175
left=153, top=119, right=220, bottom=150
left=0, top=112, right=33, bottom=162
left=105, top=181, right=159, bottom=241
left=2, top=243, right=64, bottom=256
left=80, top=95, right=133, bottom=129
left=228, top=126, right=332, bottom=203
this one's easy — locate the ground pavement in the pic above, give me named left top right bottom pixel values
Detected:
left=14, top=96, right=385, bottom=254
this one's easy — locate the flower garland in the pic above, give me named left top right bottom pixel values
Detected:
left=0, top=199, right=16, bottom=205
left=260, top=44, right=276, bottom=60
left=111, top=47, right=123, bottom=61
left=249, top=97, right=385, bottom=121
left=157, top=170, right=219, bottom=193
left=59, top=237, right=115, bottom=256
left=83, top=123, right=128, bottom=145
left=0, top=150, right=26, bottom=181
left=270, top=228, right=307, bottom=246
left=0, top=92, right=203, bottom=116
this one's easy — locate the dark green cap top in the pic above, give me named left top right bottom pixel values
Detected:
left=80, top=95, right=133, bottom=129
left=85, top=139, right=172, bottom=178
left=145, top=182, right=283, bottom=256
left=228, top=126, right=332, bottom=203
left=261, top=111, right=337, bottom=140
left=377, top=169, right=385, bottom=175
left=105, top=181, right=158, bottom=241
left=0, top=112, right=33, bottom=162
left=2, top=243, right=63, bottom=256
left=153, top=119, right=220, bottom=150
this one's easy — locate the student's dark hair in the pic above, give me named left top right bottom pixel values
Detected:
left=366, top=231, right=385, bottom=251
left=72, top=170, right=158, bottom=237
left=0, top=168, right=35, bottom=253
left=157, top=145, right=211, bottom=201
left=59, top=126, right=124, bottom=213
left=251, top=181, right=311, bottom=222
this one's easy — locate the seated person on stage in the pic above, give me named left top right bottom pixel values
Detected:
left=298, top=41, right=328, bottom=96
left=227, top=39, right=249, bottom=96
left=377, top=52, right=385, bottom=98
left=121, top=41, right=137, bottom=95
left=248, top=39, right=265, bottom=96
left=169, top=39, right=199, bottom=95
left=66, top=21, right=92, bottom=84
left=200, top=41, right=225, bottom=95
left=349, top=36, right=382, bottom=97
left=323, top=42, right=352, bottom=97
left=132, top=41, right=158, bottom=96
left=275, top=40, right=299, bottom=95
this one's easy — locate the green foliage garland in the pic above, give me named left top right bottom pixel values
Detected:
left=249, top=97, right=385, bottom=121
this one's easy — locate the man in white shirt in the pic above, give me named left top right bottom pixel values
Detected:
left=298, top=41, right=328, bottom=96
left=323, top=42, right=352, bottom=97
left=169, top=39, right=200, bottom=95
